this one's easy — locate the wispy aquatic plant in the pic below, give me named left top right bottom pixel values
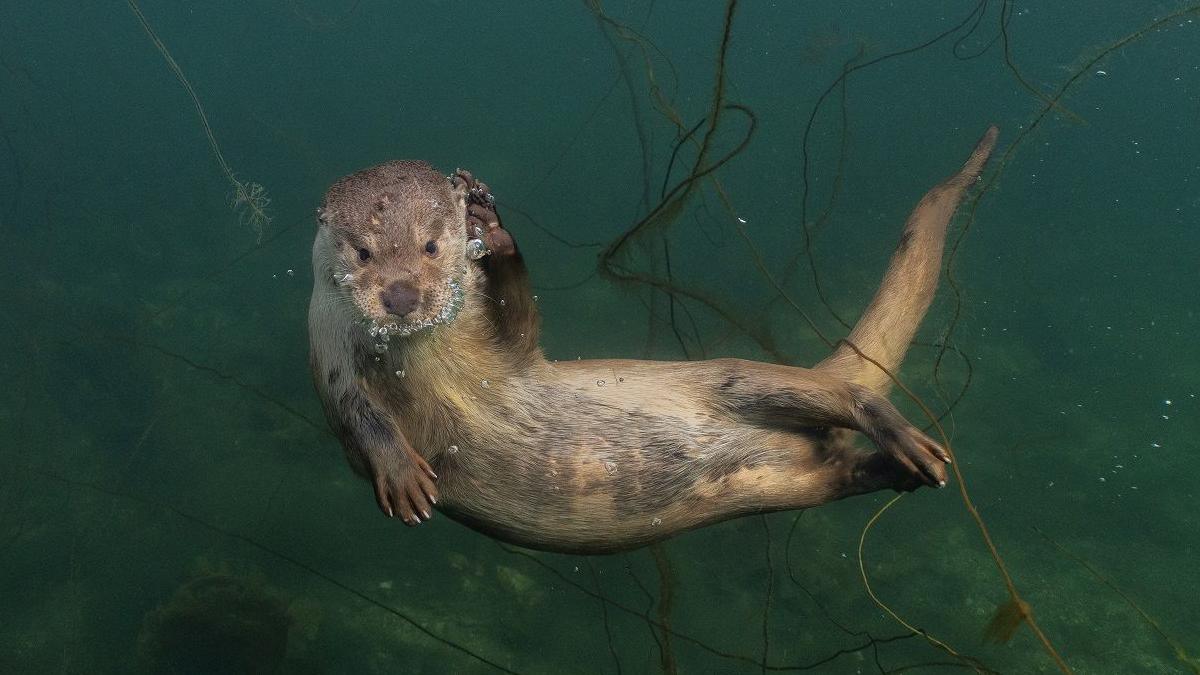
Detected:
left=125, top=0, right=271, bottom=242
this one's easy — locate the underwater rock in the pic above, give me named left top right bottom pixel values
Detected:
left=137, top=573, right=293, bottom=674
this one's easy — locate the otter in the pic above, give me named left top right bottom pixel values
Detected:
left=308, top=127, right=998, bottom=554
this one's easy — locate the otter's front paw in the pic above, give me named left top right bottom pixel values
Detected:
left=371, top=455, right=439, bottom=526
left=453, top=169, right=516, bottom=257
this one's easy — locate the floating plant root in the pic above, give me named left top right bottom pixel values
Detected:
left=843, top=339, right=1072, bottom=674
left=941, top=2, right=1200, bottom=391
left=589, top=7, right=1039, bottom=668
left=650, top=544, right=679, bottom=675
left=858, top=493, right=982, bottom=669
left=125, top=0, right=271, bottom=241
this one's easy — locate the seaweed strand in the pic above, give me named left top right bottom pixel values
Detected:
left=650, top=545, right=679, bottom=675
left=125, top=0, right=271, bottom=240
left=590, top=560, right=624, bottom=675
left=940, top=3, right=1200, bottom=385
left=857, top=495, right=979, bottom=669
left=841, top=340, right=1071, bottom=673
left=759, top=516, right=773, bottom=675
left=622, top=559, right=671, bottom=672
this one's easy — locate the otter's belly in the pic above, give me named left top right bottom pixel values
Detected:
left=434, top=402, right=832, bottom=554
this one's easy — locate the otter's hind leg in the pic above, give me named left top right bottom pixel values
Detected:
left=830, top=432, right=928, bottom=497
left=710, top=359, right=949, bottom=487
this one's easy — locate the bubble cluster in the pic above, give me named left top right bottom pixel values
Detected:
left=361, top=276, right=466, bottom=349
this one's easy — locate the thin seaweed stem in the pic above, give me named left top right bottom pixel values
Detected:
left=125, top=0, right=272, bottom=241
left=857, top=494, right=984, bottom=671
left=842, top=339, right=1071, bottom=673
left=589, top=560, right=624, bottom=675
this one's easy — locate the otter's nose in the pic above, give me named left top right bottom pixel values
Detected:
left=381, top=281, right=420, bottom=317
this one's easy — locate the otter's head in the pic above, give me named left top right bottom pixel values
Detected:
left=317, top=160, right=470, bottom=338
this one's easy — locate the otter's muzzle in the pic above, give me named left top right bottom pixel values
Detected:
left=381, top=281, right=420, bottom=317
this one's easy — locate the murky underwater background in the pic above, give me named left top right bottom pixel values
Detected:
left=1, top=1, right=1198, bottom=672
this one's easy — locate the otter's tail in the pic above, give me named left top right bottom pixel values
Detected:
left=815, top=126, right=998, bottom=393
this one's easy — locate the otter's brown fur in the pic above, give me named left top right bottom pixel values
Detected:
left=308, top=128, right=998, bottom=554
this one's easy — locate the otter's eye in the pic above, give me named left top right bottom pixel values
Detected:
left=357, top=247, right=371, bottom=262
left=424, top=240, right=438, bottom=256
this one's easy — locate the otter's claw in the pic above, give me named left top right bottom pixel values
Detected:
left=875, top=424, right=950, bottom=489
left=371, top=455, right=439, bottom=526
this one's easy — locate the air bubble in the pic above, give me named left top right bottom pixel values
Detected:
left=604, top=461, right=617, bottom=475
left=651, top=517, right=662, bottom=526
left=395, top=369, right=405, bottom=378
left=286, top=269, right=294, bottom=276
left=448, top=445, right=459, bottom=454
left=480, top=379, right=490, bottom=388
left=596, top=379, right=605, bottom=387
left=466, top=238, right=489, bottom=260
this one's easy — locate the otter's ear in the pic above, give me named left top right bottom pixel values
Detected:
left=450, top=168, right=470, bottom=206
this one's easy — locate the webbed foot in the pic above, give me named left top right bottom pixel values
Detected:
left=872, top=422, right=950, bottom=489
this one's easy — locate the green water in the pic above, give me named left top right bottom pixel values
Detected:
left=2, top=1, right=1197, bottom=673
